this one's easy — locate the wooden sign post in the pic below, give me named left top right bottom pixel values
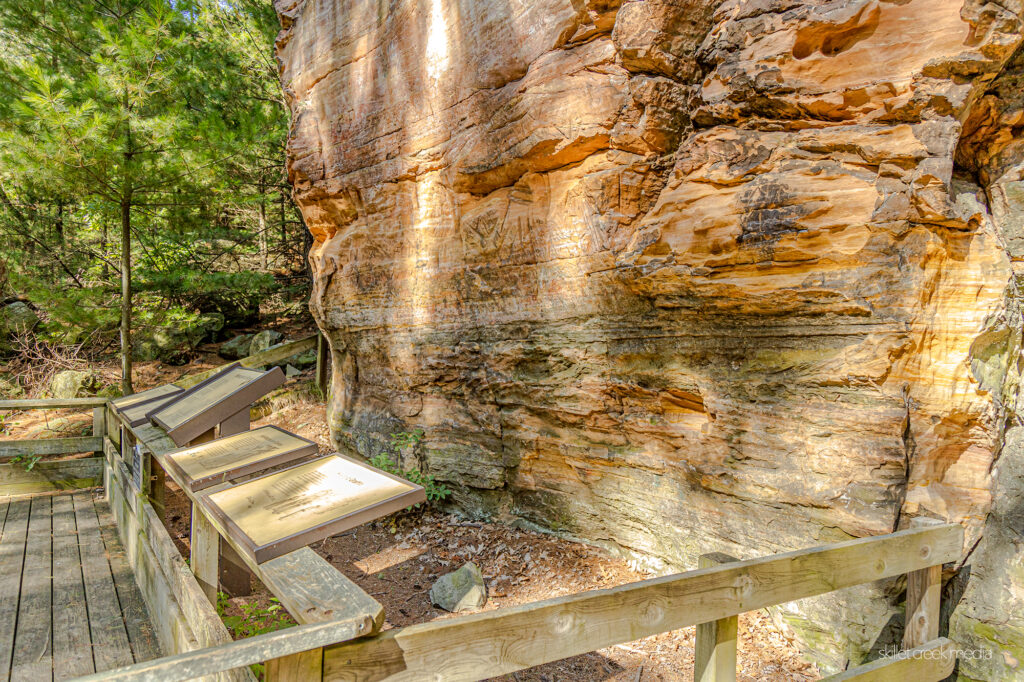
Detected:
left=201, top=454, right=427, bottom=564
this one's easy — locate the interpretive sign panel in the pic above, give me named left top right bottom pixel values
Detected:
left=147, top=363, right=285, bottom=445
left=163, top=425, right=318, bottom=492
left=112, top=383, right=184, bottom=426
left=202, top=454, right=427, bottom=563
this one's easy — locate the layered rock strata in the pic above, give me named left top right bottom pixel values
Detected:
left=275, top=0, right=1024, bottom=673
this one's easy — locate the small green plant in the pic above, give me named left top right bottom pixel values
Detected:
left=11, top=454, right=41, bottom=472
left=216, top=592, right=294, bottom=639
left=370, top=429, right=452, bottom=506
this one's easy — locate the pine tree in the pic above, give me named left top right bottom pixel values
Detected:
left=0, top=0, right=251, bottom=392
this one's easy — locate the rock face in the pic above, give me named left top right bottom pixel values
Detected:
left=275, top=0, right=1024, bottom=671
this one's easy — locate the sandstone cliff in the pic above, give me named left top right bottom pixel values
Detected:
left=275, top=0, right=1024, bottom=675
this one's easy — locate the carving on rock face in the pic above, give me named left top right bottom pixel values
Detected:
left=276, top=0, right=1024, bottom=672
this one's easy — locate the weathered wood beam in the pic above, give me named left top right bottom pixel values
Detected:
left=177, top=335, right=318, bottom=389
left=0, top=397, right=109, bottom=409
left=0, top=458, right=103, bottom=496
left=821, top=638, right=955, bottom=681
left=694, top=552, right=738, bottom=682
left=72, top=615, right=372, bottom=682
left=0, top=436, right=104, bottom=460
left=322, top=524, right=963, bottom=682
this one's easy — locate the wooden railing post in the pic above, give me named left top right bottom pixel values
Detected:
left=93, top=406, right=106, bottom=456
left=903, top=518, right=943, bottom=649
left=695, top=552, right=739, bottom=682
left=265, top=648, right=323, bottom=681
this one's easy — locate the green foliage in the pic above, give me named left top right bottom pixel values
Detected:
left=11, top=454, right=41, bottom=472
left=370, top=429, right=453, bottom=506
left=216, top=592, right=293, bottom=639
left=0, top=0, right=306, bottom=366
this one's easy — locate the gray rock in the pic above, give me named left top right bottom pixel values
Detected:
left=133, top=312, right=226, bottom=364
left=50, top=370, right=100, bottom=399
left=271, top=348, right=316, bottom=370
left=285, top=364, right=302, bottom=378
left=0, top=374, right=23, bottom=399
left=0, top=301, right=39, bottom=352
left=249, top=330, right=284, bottom=355
left=219, top=333, right=254, bottom=360
left=429, top=562, right=487, bottom=613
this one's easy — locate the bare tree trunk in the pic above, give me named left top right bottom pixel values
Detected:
left=258, top=178, right=268, bottom=271
left=120, top=199, right=133, bottom=394
left=101, top=222, right=109, bottom=279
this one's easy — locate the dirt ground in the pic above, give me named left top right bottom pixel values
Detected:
left=6, top=343, right=820, bottom=681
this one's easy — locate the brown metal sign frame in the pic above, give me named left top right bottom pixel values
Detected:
left=200, top=454, right=427, bottom=564
left=146, top=363, right=285, bottom=446
left=161, top=425, right=319, bottom=493
left=111, top=384, right=185, bottom=427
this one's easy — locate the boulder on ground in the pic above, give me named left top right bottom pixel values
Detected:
left=0, top=301, right=40, bottom=352
left=429, top=562, right=487, bottom=613
left=271, top=348, right=316, bottom=370
left=50, top=370, right=100, bottom=399
left=284, top=364, right=302, bottom=378
left=249, top=330, right=284, bottom=355
left=134, top=312, right=226, bottom=364
left=0, top=374, right=23, bottom=399
left=219, top=333, right=254, bottom=360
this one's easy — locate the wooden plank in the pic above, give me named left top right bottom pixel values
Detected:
left=73, top=492, right=135, bottom=672
left=0, top=458, right=103, bottom=497
left=125, top=419, right=385, bottom=628
left=191, top=501, right=220, bottom=604
left=323, top=524, right=963, bottom=682
left=105, top=463, right=203, bottom=653
left=903, top=520, right=943, bottom=649
left=73, top=615, right=372, bottom=682
left=822, top=638, right=955, bottom=681
left=0, top=436, right=104, bottom=460
left=694, top=553, right=738, bottom=682
left=0, top=498, right=30, bottom=675
left=51, top=493, right=95, bottom=680
left=10, top=495, right=52, bottom=682
left=103, top=456, right=252, bottom=682
left=94, top=501, right=163, bottom=664
left=266, top=648, right=323, bottom=682
left=178, top=336, right=318, bottom=389
left=93, top=407, right=105, bottom=440
left=0, top=398, right=108, bottom=410
left=261, top=549, right=385, bottom=629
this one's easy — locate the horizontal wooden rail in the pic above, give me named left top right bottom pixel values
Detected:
left=178, top=335, right=317, bottom=389
left=321, top=524, right=962, bottom=681
left=70, top=598, right=373, bottom=682
left=0, top=457, right=103, bottom=496
left=822, top=638, right=955, bottom=681
left=0, top=397, right=109, bottom=410
left=0, top=436, right=103, bottom=460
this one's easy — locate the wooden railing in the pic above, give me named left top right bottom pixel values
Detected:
left=72, top=521, right=963, bottom=682
left=0, top=397, right=107, bottom=496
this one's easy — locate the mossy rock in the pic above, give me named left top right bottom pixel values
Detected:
left=49, top=370, right=100, bottom=399
left=133, top=312, right=226, bottom=363
left=218, top=333, right=254, bottom=360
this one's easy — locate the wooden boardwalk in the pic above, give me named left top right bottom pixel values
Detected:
left=0, top=491, right=163, bottom=681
